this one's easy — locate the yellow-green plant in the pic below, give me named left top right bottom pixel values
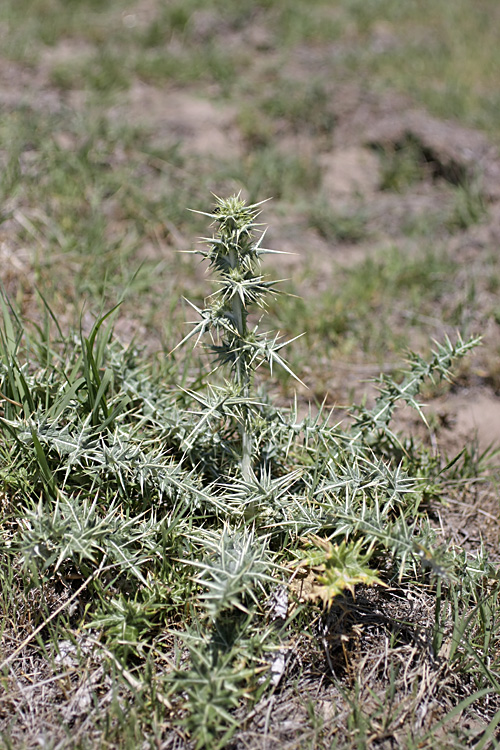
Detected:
left=294, top=535, right=386, bottom=607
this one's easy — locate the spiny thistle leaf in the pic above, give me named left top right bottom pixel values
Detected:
left=189, top=529, right=274, bottom=618
left=351, top=333, right=481, bottom=446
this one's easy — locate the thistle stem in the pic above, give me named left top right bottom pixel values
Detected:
left=231, top=287, right=254, bottom=482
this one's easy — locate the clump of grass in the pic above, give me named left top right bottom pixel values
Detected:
left=268, top=244, right=460, bottom=375
left=260, top=78, right=336, bottom=135
left=377, top=138, right=429, bottom=192
left=446, top=178, right=487, bottom=231
left=52, top=48, right=132, bottom=93
left=307, top=199, right=368, bottom=243
left=229, top=147, right=321, bottom=203
left=1, top=195, right=499, bottom=749
left=133, top=43, right=241, bottom=89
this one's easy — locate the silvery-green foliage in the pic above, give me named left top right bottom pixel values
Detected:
left=0, top=196, right=484, bottom=749
left=189, top=528, right=274, bottom=618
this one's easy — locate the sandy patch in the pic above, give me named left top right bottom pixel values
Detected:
left=320, top=146, right=381, bottom=200
left=437, top=389, right=500, bottom=452
left=112, top=82, right=243, bottom=160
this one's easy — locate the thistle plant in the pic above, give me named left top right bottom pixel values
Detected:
left=1, top=193, right=494, bottom=750
left=176, top=194, right=300, bottom=482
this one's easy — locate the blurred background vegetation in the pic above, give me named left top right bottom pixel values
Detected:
left=1, top=0, right=500, bottom=403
